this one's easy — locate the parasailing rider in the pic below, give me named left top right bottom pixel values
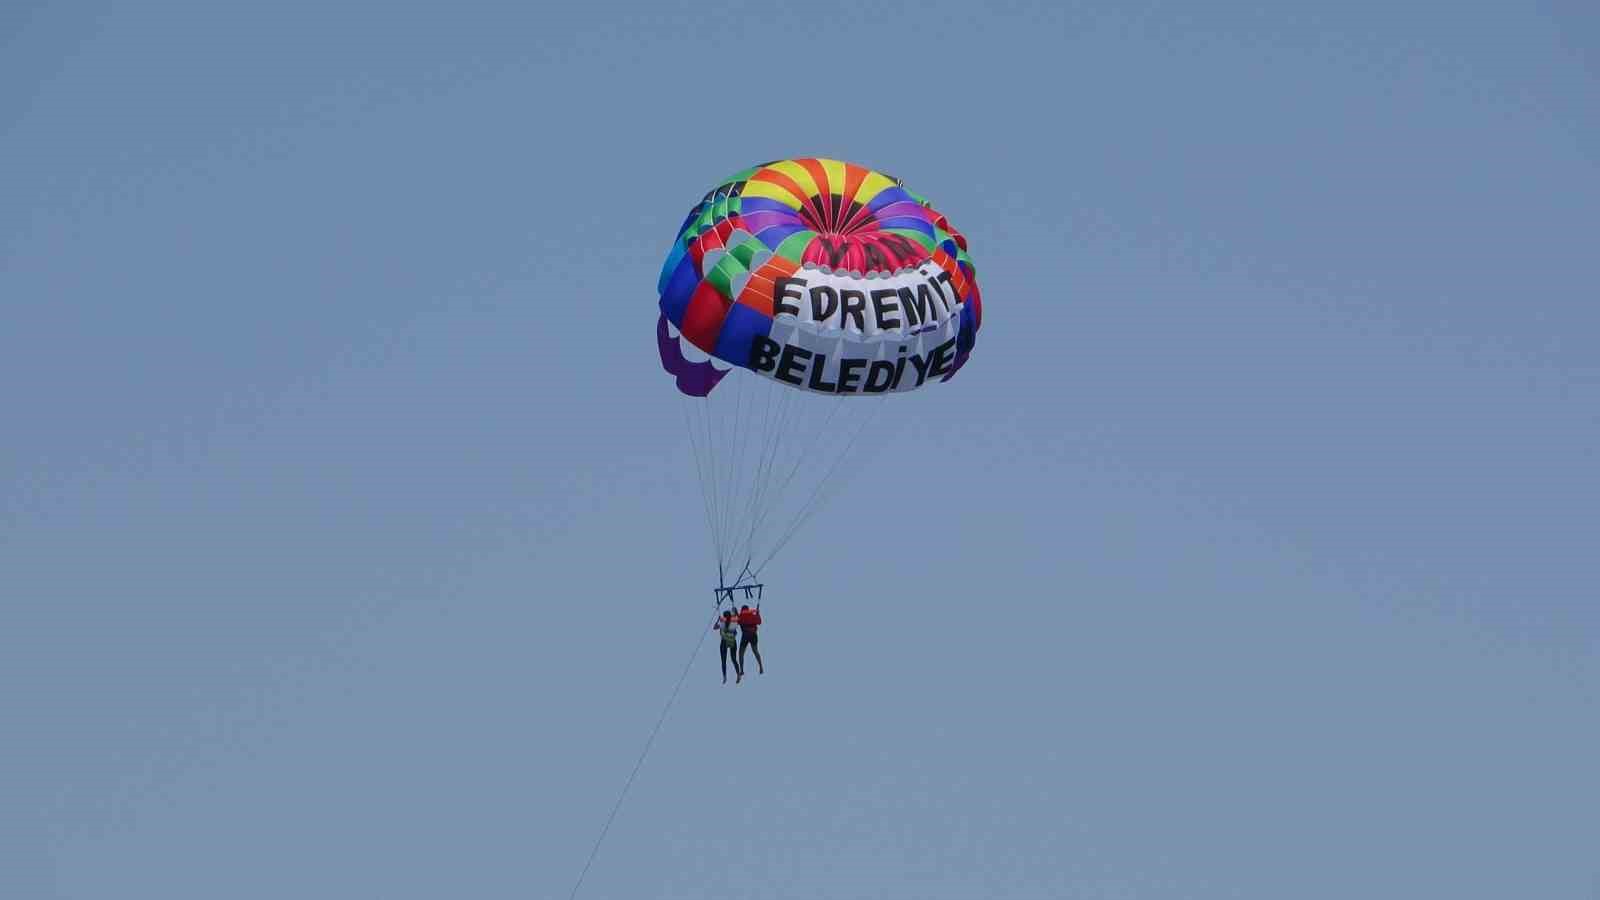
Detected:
left=713, top=610, right=741, bottom=684
left=736, top=605, right=764, bottom=682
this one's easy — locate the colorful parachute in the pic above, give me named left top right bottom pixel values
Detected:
left=656, top=159, right=983, bottom=592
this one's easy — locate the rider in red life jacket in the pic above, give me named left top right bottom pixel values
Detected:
left=736, top=605, right=764, bottom=682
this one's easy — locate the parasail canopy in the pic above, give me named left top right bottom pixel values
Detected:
left=655, top=159, right=984, bottom=591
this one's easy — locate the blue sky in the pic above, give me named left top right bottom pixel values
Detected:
left=4, top=1, right=1598, bottom=897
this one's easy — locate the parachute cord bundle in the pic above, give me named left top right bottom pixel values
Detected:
left=753, top=396, right=885, bottom=579
left=567, top=619, right=710, bottom=900
left=678, top=379, right=885, bottom=587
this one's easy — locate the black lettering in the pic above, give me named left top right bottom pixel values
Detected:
left=863, top=242, right=888, bottom=272
left=840, top=289, right=867, bottom=331
left=774, top=277, right=807, bottom=317
left=880, top=233, right=918, bottom=262
left=807, top=354, right=837, bottom=392
left=817, top=238, right=849, bottom=269
left=897, top=286, right=925, bottom=327
left=891, top=348, right=908, bottom=389
left=926, top=337, right=958, bottom=379
left=907, top=350, right=933, bottom=387
left=775, top=344, right=810, bottom=385
left=927, top=275, right=953, bottom=315
left=808, top=285, right=839, bottom=324
left=837, top=358, right=865, bottom=393
left=750, top=336, right=780, bottom=373
left=870, top=289, right=901, bottom=330
left=934, top=270, right=957, bottom=308
left=864, top=361, right=895, bottom=393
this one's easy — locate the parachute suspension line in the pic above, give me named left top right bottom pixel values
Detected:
left=729, top=379, right=789, bottom=574
left=713, top=372, right=746, bottom=574
left=747, top=385, right=791, bottom=524
left=683, top=369, right=896, bottom=586
left=690, top=397, right=727, bottom=576
left=679, top=398, right=722, bottom=579
left=755, top=397, right=886, bottom=579
left=698, top=390, right=727, bottom=573
left=746, top=383, right=796, bottom=566
left=717, top=385, right=739, bottom=573
left=741, top=391, right=841, bottom=570
left=723, top=374, right=753, bottom=572
left=720, top=371, right=751, bottom=560
left=567, top=617, right=711, bottom=900
left=742, top=393, right=850, bottom=563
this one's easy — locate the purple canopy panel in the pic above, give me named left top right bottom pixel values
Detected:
left=657, top=313, right=728, bottom=397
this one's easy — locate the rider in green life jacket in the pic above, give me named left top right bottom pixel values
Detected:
left=713, top=610, right=741, bottom=684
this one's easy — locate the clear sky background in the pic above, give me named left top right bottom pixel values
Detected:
left=5, top=1, right=1598, bottom=897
